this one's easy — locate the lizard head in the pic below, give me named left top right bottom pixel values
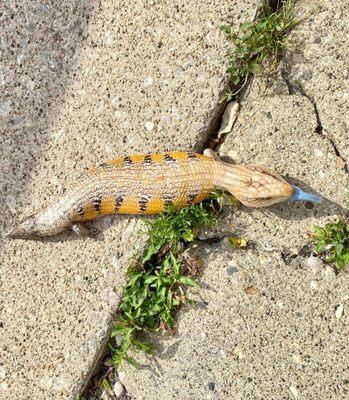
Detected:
left=223, top=164, right=321, bottom=208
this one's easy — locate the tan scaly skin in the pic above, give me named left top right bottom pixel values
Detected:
left=7, top=150, right=295, bottom=238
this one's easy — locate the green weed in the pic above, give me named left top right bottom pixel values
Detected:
left=220, top=0, right=301, bottom=98
left=312, top=220, right=349, bottom=271
left=110, top=191, right=230, bottom=367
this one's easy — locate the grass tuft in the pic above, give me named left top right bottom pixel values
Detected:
left=110, top=191, right=231, bottom=367
left=311, top=219, right=349, bottom=272
left=220, top=0, right=301, bottom=99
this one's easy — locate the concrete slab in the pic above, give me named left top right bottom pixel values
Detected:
left=121, top=241, right=349, bottom=400
left=0, top=1, right=261, bottom=399
left=119, top=2, right=349, bottom=399
left=284, top=0, right=349, bottom=162
left=218, top=93, right=348, bottom=252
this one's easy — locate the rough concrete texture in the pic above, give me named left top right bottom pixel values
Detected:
left=0, top=1, right=261, bottom=399
left=218, top=93, right=348, bottom=252
left=121, top=241, right=349, bottom=400
left=284, top=0, right=349, bottom=162
left=120, top=1, right=349, bottom=399
left=215, top=0, right=349, bottom=253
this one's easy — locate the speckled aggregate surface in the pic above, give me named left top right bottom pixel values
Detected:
left=284, top=0, right=349, bottom=162
left=219, top=94, right=348, bottom=252
left=121, top=242, right=349, bottom=400
left=0, top=0, right=260, bottom=399
left=120, top=1, right=349, bottom=399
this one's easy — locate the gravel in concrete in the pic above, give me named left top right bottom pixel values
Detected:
left=121, top=241, right=349, bottom=400
left=0, top=1, right=260, bottom=399
left=119, top=1, right=349, bottom=399
left=284, top=0, right=349, bottom=162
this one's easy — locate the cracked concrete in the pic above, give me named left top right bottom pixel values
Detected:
left=217, top=90, right=348, bottom=252
left=283, top=0, right=349, bottom=163
left=118, top=1, right=349, bottom=399
left=0, top=1, right=261, bottom=399
left=280, top=70, right=348, bottom=174
left=121, top=241, right=349, bottom=400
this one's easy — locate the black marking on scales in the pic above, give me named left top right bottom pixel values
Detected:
left=142, top=155, right=153, bottom=165
left=98, top=162, right=114, bottom=170
left=187, top=189, right=201, bottom=204
left=139, top=197, right=149, bottom=213
left=76, top=205, right=85, bottom=217
left=164, top=154, right=177, bottom=163
left=92, top=194, right=102, bottom=213
left=123, top=156, right=134, bottom=166
left=187, top=152, right=199, bottom=159
left=114, top=196, right=124, bottom=213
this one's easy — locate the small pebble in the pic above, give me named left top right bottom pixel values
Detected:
left=305, top=256, right=322, bottom=269
left=309, top=280, right=318, bottom=290
left=144, top=76, right=154, bottom=86
left=335, top=304, right=344, bottom=319
left=336, top=157, right=346, bottom=169
left=290, top=385, right=299, bottom=398
left=118, top=371, right=126, bottom=383
left=227, top=150, right=239, bottom=160
left=5, top=195, right=17, bottom=215
left=245, top=286, right=258, bottom=295
left=314, top=148, right=324, bottom=157
left=113, top=380, right=125, bottom=397
left=226, top=266, right=238, bottom=276
left=145, top=121, right=154, bottom=132
left=0, top=100, right=12, bottom=117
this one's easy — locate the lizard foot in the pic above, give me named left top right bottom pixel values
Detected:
left=71, top=223, right=99, bottom=238
left=203, top=148, right=221, bottom=161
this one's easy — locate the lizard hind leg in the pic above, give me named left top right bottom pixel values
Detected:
left=71, top=222, right=99, bottom=238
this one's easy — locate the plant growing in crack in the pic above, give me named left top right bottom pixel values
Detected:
left=220, top=0, right=303, bottom=100
left=110, top=191, right=231, bottom=367
left=311, top=219, right=349, bottom=272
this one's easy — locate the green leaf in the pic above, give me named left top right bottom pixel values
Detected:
left=144, top=275, right=158, bottom=284
left=335, top=243, right=344, bottom=255
left=127, top=272, right=143, bottom=286
left=178, top=276, right=200, bottom=288
left=316, top=240, right=326, bottom=253
left=219, top=25, right=232, bottom=35
left=170, top=253, right=180, bottom=277
left=239, top=22, right=253, bottom=31
left=232, top=75, right=241, bottom=85
left=167, top=289, right=173, bottom=309
left=102, top=379, right=112, bottom=393
left=124, top=355, right=139, bottom=368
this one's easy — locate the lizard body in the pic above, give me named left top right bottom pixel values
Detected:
left=8, top=151, right=319, bottom=238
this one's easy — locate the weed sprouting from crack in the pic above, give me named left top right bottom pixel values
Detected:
left=311, top=219, right=349, bottom=272
left=220, top=0, right=303, bottom=100
left=110, top=191, right=234, bottom=367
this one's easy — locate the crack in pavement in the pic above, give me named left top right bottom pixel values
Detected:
left=281, top=68, right=349, bottom=175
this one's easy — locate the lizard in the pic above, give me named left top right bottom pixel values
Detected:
left=7, top=149, right=321, bottom=238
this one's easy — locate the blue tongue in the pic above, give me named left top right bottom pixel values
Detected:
left=290, top=186, right=322, bottom=203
